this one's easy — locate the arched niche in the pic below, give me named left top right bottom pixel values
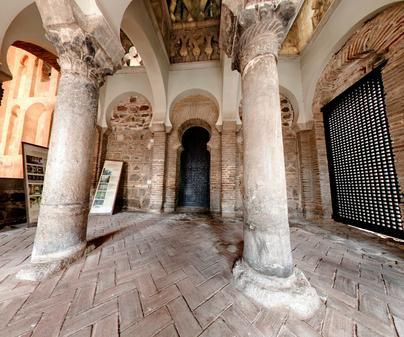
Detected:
left=168, top=88, right=221, bottom=130
left=21, top=103, right=47, bottom=147
left=103, top=92, right=154, bottom=212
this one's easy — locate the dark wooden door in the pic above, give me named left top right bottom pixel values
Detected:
left=178, top=127, right=210, bottom=208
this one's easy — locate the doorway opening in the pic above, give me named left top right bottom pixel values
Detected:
left=177, top=126, right=210, bottom=211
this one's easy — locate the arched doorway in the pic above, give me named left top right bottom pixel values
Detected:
left=178, top=127, right=210, bottom=210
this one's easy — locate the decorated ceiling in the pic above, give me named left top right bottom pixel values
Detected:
left=150, top=0, right=222, bottom=63
left=147, top=0, right=336, bottom=63
left=167, top=0, right=221, bottom=23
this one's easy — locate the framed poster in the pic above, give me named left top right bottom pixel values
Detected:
left=90, top=160, right=123, bottom=215
left=22, top=142, right=48, bottom=227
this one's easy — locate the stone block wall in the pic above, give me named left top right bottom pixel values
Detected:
left=105, top=129, right=153, bottom=211
left=0, top=178, right=26, bottom=226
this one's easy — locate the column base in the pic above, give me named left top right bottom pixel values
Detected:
left=233, top=260, right=321, bottom=320
left=17, top=242, right=87, bottom=281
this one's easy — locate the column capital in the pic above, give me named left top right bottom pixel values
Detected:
left=36, top=0, right=124, bottom=87
left=221, top=1, right=297, bottom=73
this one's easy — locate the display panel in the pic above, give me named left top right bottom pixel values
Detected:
left=90, top=160, right=123, bottom=215
left=22, top=143, right=48, bottom=226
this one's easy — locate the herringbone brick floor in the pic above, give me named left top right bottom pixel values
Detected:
left=0, top=212, right=403, bottom=337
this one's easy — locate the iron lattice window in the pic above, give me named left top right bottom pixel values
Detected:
left=323, top=65, right=403, bottom=239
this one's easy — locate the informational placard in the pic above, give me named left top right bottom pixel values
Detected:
left=90, top=160, right=123, bottom=215
left=22, top=142, right=48, bottom=226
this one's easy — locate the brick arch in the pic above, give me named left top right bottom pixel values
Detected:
left=178, top=118, right=212, bottom=144
left=164, top=95, right=221, bottom=213
left=311, top=3, right=404, bottom=218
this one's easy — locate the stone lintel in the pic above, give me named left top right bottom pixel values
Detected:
left=151, top=122, right=166, bottom=133
left=222, top=120, right=238, bottom=132
left=294, top=120, right=314, bottom=133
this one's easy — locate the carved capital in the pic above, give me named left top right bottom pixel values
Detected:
left=36, top=0, right=124, bottom=87
left=220, top=1, right=297, bottom=73
left=46, top=27, right=114, bottom=87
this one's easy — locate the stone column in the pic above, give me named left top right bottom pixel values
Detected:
left=225, top=1, right=320, bottom=319
left=17, top=1, right=124, bottom=280
left=149, top=123, right=167, bottom=212
left=221, top=120, right=237, bottom=216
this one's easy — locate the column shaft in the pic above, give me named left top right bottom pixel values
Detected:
left=242, top=54, right=293, bottom=278
left=31, top=73, right=99, bottom=262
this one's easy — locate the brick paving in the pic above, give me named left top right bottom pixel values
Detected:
left=0, top=212, right=403, bottom=337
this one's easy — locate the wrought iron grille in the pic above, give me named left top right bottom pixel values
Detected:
left=323, top=65, right=403, bottom=239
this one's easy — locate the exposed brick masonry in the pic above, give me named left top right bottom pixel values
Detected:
left=312, top=3, right=404, bottom=220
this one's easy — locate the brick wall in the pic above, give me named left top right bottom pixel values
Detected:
left=312, top=3, right=404, bottom=220
left=149, top=123, right=167, bottom=212
left=105, top=129, right=153, bottom=211
left=221, top=121, right=237, bottom=215
left=298, top=129, right=322, bottom=218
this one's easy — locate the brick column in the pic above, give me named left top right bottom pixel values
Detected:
left=149, top=123, right=167, bottom=212
left=221, top=120, right=237, bottom=216
left=222, top=1, right=320, bottom=319
left=297, top=128, right=322, bottom=219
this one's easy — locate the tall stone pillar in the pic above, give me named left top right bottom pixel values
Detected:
left=18, top=1, right=124, bottom=281
left=222, top=1, right=320, bottom=318
left=149, top=123, right=167, bottom=212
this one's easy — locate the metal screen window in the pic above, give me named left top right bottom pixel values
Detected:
left=323, top=66, right=403, bottom=239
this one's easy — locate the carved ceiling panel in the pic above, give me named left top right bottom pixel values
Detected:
left=150, top=0, right=221, bottom=63
left=168, top=0, right=221, bottom=23
left=111, top=95, right=152, bottom=131
left=148, top=0, right=336, bottom=60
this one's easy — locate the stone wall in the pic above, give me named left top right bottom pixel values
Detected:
left=0, top=178, right=26, bottom=226
left=312, top=3, right=404, bottom=219
left=105, top=129, right=153, bottom=211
